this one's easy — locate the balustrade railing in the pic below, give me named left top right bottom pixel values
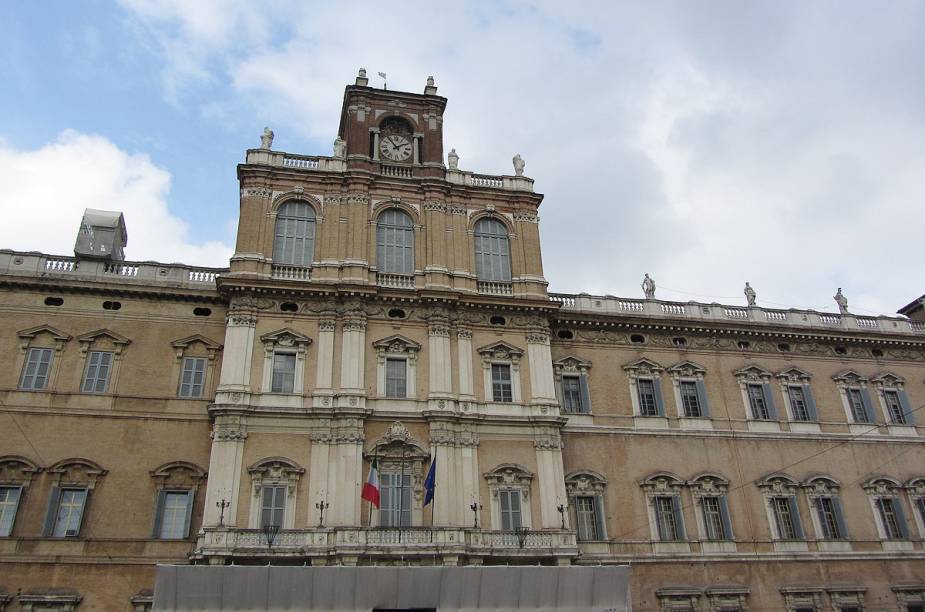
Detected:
left=44, top=257, right=78, bottom=272
left=188, top=270, right=219, bottom=283
left=661, top=303, right=686, bottom=315
left=912, top=321, right=925, bottom=333
left=764, top=310, right=787, bottom=321
left=471, top=174, right=504, bottom=188
left=619, top=299, right=644, bottom=312
left=282, top=155, right=321, bottom=170
left=856, top=317, right=878, bottom=328
left=549, top=293, right=576, bottom=308
left=376, top=273, right=415, bottom=289
left=819, top=314, right=841, bottom=326
left=723, top=307, right=748, bottom=319
left=104, top=263, right=139, bottom=276
left=477, top=280, right=514, bottom=296
left=272, top=265, right=312, bottom=281
left=381, top=164, right=413, bottom=178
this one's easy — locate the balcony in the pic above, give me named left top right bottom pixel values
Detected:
left=376, top=272, right=415, bottom=289
left=194, top=527, right=578, bottom=563
left=271, top=264, right=312, bottom=281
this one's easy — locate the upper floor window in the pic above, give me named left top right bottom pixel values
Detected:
left=485, top=464, right=534, bottom=532
left=688, top=474, right=733, bottom=542
left=0, top=486, right=22, bottom=537
left=554, top=356, right=593, bottom=415
left=380, top=472, right=412, bottom=528
left=757, top=474, right=805, bottom=541
left=0, top=456, right=40, bottom=538
left=788, top=386, right=811, bottom=421
left=42, top=458, right=107, bottom=538
left=247, top=458, right=304, bottom=530
left=373, top=335, right=420, bottom=400
left=863, top=477, right=911, bottom=543
left=624, top=358, right=666, bottom=418
left=82, top=351, right=114, bottom=393
left=638, top=379, right=661, bottom=416
left=385, top=358, right=407, bottom=398
left=641, top=473, right=687, bottom=542
left=474, top=218, right=511, bottom=282
left=498, top=488, right=523, bottom=531
left=871, top=373, right=916, bottom=427
left=492, top=364, right=513, bottom=402
left=833, top=371, right=876, bottom=425
left=803, top=476, right=848, bottom=541
left=271, top=353, right=296, bottom=393
left=776, top=368, right=818, bottom=423
left=20, top=347, right=53, bottom=390
left=566, top=470, right=607, bottom=541
left=654, top=495, right=685, bottom=540
left=478, top=342, right=523, bottom=404
left=376, top=209, right=414, bottom=274
left=16, top=324, right=71, bottom=393
left=273, top=201, right=316, bottom=267
left=261, top=485, right=286, bottom=528
left=747, top=384, right=774, bottom=420
left=561, top=376, right=582, bottom=412
left=735, top=366, right=781, bottom=425
left=260, top=329, right=312, bottom=395
left=667, top=361, right=710, bottom=421
left=178, top=357, right=207, bottom=398
left=151, top=461, right=206, bottom=540
left=680, top=381, right=702, bottom=417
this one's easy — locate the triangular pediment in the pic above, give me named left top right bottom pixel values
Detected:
left=832, top=369, right=867, bottom=383
left=732, top=365, right=773, bottom=381
left=18, top=324, right=71, bottom=342
left=476, top=340, right=524, bottom=357
left=776, top=367, right=812, bottom=382
left=871, top=371, right=905, bottom=386
left=171, top=334, right=223, bottom=351
left=76, top=328, right=131, bottom=346
left=260, top=328, right=312, bottom=346
left=667, top=360, right=706, bottom=376
left=371, top=334, right=422, bottom=353
left=553, top=355, right=592, bottom=371
left=622, top=357, right=663, bottom=373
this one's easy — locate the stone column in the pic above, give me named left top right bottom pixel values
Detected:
left=534, top=430, right=568, bottom=529
left=203, top=416, right=247, bottom=526
left=313, top=316, right=336, bottom=408
left=216, top=311, right=256, bottom=395
left=526, top=330, right=558, bottom=407
left=338, top=315, right=366, bottom=408
left=428, top=318, right=453, bottom=409
left=456, top=328, right=475, bottom=401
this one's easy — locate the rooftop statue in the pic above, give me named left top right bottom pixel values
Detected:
left=512, top=153, right=525, bottom=176
left=447, top=148, right=459, bottom=170
left=744, top=282, right=757, bottom=306
left=834, top=287, right=849, bottom=314
left=642, top=273, right=656, bottom=299
left=260, top=127, right=274, bottom=150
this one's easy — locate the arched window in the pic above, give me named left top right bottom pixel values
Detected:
left=376, top=209, right=414, bottom=274
left=273, top=201, right=315, bottom=266
left=474, top=218, right=511, bottom=281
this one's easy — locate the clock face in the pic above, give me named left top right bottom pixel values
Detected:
left=380, top=134, right=413, bottom=162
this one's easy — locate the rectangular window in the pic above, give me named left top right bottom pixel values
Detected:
left=270, top=353, right=296, bottom=393
left=260, top=485, right=286, bottom=528
left=680, top=381, right=702, bottom=417
left=701, top=496, right=728, bottom=540
left=178, top=357, right=207, bottom=398
left=847, top=388, right=870, bottom=423
left=53, top=488, right=88, bottom=537
left=637, top=379, right=659, bottom=416
left=20, top=347, right=53, bottom=390
left=884, top=390, right=906, bottom=425
left=379, top=472, right=412, bottom=527
left=499, top=489, right=523, bottom=531
left=575, top=496, right=599, bottom=540
left=876, top=497, right=903, bottom=539
left=82, top=351, right=113, bottom=393
left=917, top=497, right=925, bottom=529
left=772, top=496, right=798, bottom=539
left=561, top=376, right=583, bottom=413
left=747, top=384, right=769, bottom=420
left=0, top=486, right=22, bottom=537
left=654, top=495, right=682, bottom=540
left=385, top=358, right=407, bottom=398
left=815, top=497, right=842, bottom=539
left=788, top=386, right=810, bottom=421
left=491, top=363, right=513, bottom=403
left=159, top=491, right=192, bottom=539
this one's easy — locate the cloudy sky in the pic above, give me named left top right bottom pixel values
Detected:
left=1, top=1, right=923, bottom=316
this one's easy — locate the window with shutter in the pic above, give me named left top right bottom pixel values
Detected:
left=637, top=379, right=659, bottom=416
left=473, top=218, right=511, bottom=282
left=178, top=357, right=207, bottom=398
left=0, top=486, right=22, bottom=537
left=788, top=386, right=810, bottom=421
left=575, top=496, right=599, bottom=540
left=561, top=375, right=583, bottom=413
left=815, top=497, right=842, bottom=539
left=260, top=485, right=286, bottom=528
left=884, top=390, right=906, bottom=424
left=847, top=388, right=870, bottom=423
left=701, top=496, right=727, bottom=540
left=159, top=491, right=192, bottom=539
left=272, top=201, right=316, bottom=266
left=876, top=497, right=905, bottom=539
left=655, top=495, right=681, bottom=540
left=771, top=496, right=798, bottom=539
left=680, top=381, right=701, bottom=417
left=747, top=384, right=769, bottom=420
left=376, top=209, right=414, bottom=274
left=82, top=351, right=113, bottom=393
left=20, top=347, right=53, bottom=390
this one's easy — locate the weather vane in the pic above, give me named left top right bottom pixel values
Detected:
left=378, top=71, right=387, bottom=90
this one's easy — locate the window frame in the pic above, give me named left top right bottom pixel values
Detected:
left=485, top=464, right=533, bottom=531
left=379, top=470, right=413, bottom=528
left=473, top=217, right=512, bottom=282
left=272, top=200, right=316, bottom=267
left=553, top=356, right=593, bottom=415
left=246, top=458, right=304, bottom=530
left=270, top=351, right=297, bottom=393
left=260, top=484, right=287, bottom=529
left=155, top=489, right=194, bottom=539
left=178, top=356, right=208, bottom=398
left=81, top=350, right=114, bottom=393
left=375, top=208, right=415, bottom=275
left=19, top=347, right=54, bottom=391
left=385, top=357, right=408, bottom=399
left=833, top=371, right=876, bottom=426
left=260, top=328, right=312, bottom=395
left=0, top=484, right=23, bottom=537
left=624, top=359, right=665, bottom=418
left=478, top=342, right=523, bottom=405
left=566, top=470, right=607, bottom=541
left=50, top=487, right=89, bottom=538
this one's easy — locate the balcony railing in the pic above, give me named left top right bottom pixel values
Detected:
left=271, top=265, right=312, bottom=281
left=477, top=280, right=513, bottom=296
left=381, top=164, right=413, bottom=178
left=376, top=272, right=415, bottom=289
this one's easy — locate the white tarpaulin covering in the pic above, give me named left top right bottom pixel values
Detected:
left=153, top=565, right=631, bottom=612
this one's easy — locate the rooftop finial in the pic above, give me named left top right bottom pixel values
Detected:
left=424, top=75, right=438, bottom=95
left=356, top=68, right=369, bottom=87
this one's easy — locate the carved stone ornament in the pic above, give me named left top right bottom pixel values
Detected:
left=346, top=192, right=370, bottom=204
left=622, top=357, right=664, bottom=378
left=342, top=318, right=367, bottom=332
left=862, top=476, right=901, bottom=495
left=477, top=341, right=524, bottom=364
left=171, top=334, right=222, bottom=361
left=776, top=367, right=812, bottom=384
left=232, top=295, right=274, bottom=311
left=386, top=421, right=411, bottom=442
left=732, top=365, right=772, bottom=384
left=639, top=472, right=684, bottom=494
left=259, top=127, right=274, bottom=150
left=512, top=212, right=539, bottom=223
left=687, top=474, right=730, bottom=495
left=318, top=319, right=336, bottom=332
left=512, top=153, right=525, bottom=176
left=211, top=427, right=247, bottom=442
left=802, top=475, right=840, bottom=496
left=553, top=356, right=592, bottom=375
left=0, top=455, right=42, bottom=486
left=447, top=148, right=459, bottom=169
left=248, top=457, right=304, bottom=496
left=47, top=458, right=108, bottom=489
left=667, top=360, right=706, bottom=379
left=756, top=473, right=799, bottom=495
left=241, top=187, right=273, bottom=199
left=484, top=463, right=534, bottom=496
left=423, top=201, right=447, bottom=213
left=525, top=331, right=550, bottom=345
left=76, top=329, right=131, bottom=358
left=448, top=204, right=467, bottom=216
left=456, top=327, right=472, bottom=340
left=17, top=324, right=71, bottom=353
left=565, top=470, right=607, bottom=496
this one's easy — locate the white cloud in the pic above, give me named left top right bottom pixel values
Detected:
left=0, top=130, right=232, bottom=267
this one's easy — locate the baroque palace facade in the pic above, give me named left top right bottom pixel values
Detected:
left=1, top=71, right=925, bottom=611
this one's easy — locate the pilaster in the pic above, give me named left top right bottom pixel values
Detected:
left=526, top=330, right=558, bottom=406
left=338, top=315, right=367, bottom=408
left=534, top=428, right=568, bottom=529
left=428, top=317, right=454, bottom=407
left=313, top=316, right=337, bottom=407
left=456, top=328, right=475, bottom=400
left=216, top=311, right=256, bottom=395
left=203, top=415, right=247, bottom=527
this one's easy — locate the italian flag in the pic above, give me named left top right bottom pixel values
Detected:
left=361, top=457, right=380, bottom=508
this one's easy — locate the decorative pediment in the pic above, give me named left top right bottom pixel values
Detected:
left=688, top=473, right=730, bottom=493
left=667, top=360, right=706, bottom=378
left=76, top=329, right=131, bottom=356
left=171, top=334, right=223, bottom=359
left=732, top=365, right=773, bottom=383
left=776, top=367, right=812, bottom=383
left=260, top=328, right=312, bottom=350
left=47, top=458, right=107, bottom=489
left=476, top=341, right=524, bottom=363
left=622, top=357, right=664, bottom=377
left=832, top=370, right=868, bottom=385
left=484, top=463, right=534, bottom=489
left=756, top=473, right=799, bottom=494
left=553, top=356, right=592, bottom=374
left=905, top=477, right=925, bottom=496
left=372, top=335, right=422, bottom=356
left=248, top=457, right=304, bottom=495
left=862, top=476, right=901, bottom=494
left=17, top=324, right=71, bottom=352
left=150, top=461, right=208, bottom=489
left=565, top=470, right=607, bottom=495
left=639, top=471, right=684, bottom=493
left=0, top=455, right=42, bottom=485
left=802, top=475, right=840, bottom=495
left=366, top=422, right=430, bottom=460
left=870, top=371, right=905, bottom=387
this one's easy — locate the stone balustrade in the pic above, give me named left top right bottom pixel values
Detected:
left=0, top=250, right=226, bottom=291
left=477, top=280, right=514, bottom=296
left=245, top=149, right=346, bottom=172
left=271, top=264, right=312, bottom=281
left=548, top=292, right=924, bottom=336
left=376, top=272, right=415, bottom=289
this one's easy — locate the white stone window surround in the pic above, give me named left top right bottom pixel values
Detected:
left=904, top=477, right=925, bottom=539
left=826, top=587, right=867, bottom=612
left=667, top=361, right=712, bottom=430
left=687, top=473, right=736, bottom=553
left=654, top=588, right=701, bottom=612
left=870, top=372, right=917, bottom=435
left=372, top=334, right=420, bottom=399
left=832, top=370, right=878, bottom=434
left=623, top=358, right=668, bottom=429
left=756, top=473, right=808, bottom=551
left=150, top=461, right=207, bottom=539
left=733, top=365, right=781, bottom=432
left=366, top=423, right=429, bottom=528
left=705, top=587, right=750, bottom=612
left=801, top=476, right=851, bottom=551
left=42, top=458, right=108, bottom=538
left=484, top=463, right=534, bottom=531
left=780, top=588, right=825, bottom=612
left=893, top=585, right=925, bottom=611
left=75, top=328, right=131, bottom=395
left=775, top=367, right=821, bottom=433
left=259, top=328, right=312, bottom=394
left=862, top=476, right=913, bottom=550
left=552, top=356, right=592, bottom=415
left=639, top=472, right=690, bottom=552
left=246, top=457, right=304, bottom=530
left=16, top=324, right=71, bottom=392
left=18, top=589, right=83, bottom=612
left=477, top=341, right=524, bottom=405
left=170, top=334, right=222, bottom=399
left=0, top=456, right=41, bottom=538
left=564, top=470, right=607, bottom=541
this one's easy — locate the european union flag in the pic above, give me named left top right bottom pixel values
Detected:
left=423, top=456, right=436, bottom=507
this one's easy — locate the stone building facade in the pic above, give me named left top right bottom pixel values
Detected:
left=1, top=72, right=924, bottom=611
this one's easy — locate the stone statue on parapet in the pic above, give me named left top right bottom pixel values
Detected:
left=447, top=148, right=459, bottom=170
left=834, top=288, right=849, bottom=314
left=512, top=153, right=525, bottom=176
left=333, top=136, right=346, bottom=159
left=260, top=127, right=274, bottom=150
left=744, top=282, right=757, bottom=306
left=642, top=273, right=656, bottom=299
